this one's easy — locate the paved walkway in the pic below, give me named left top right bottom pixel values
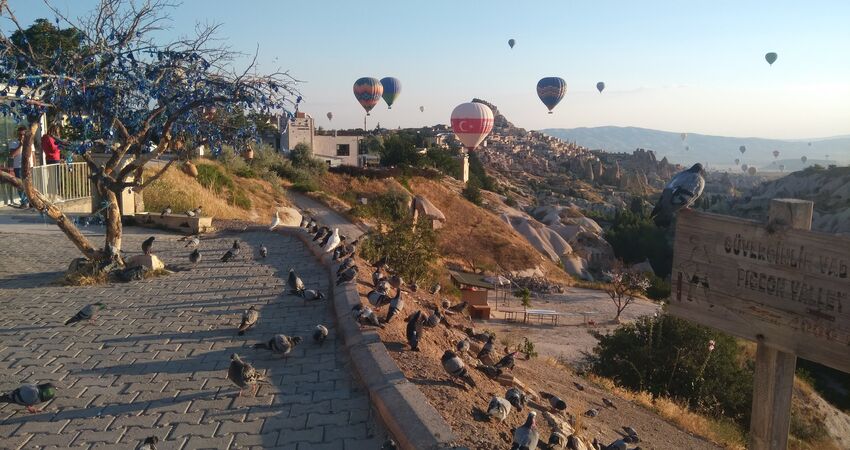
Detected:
left=286, top=193, right=366, bottom=241
left=0, top=219, right=385, bottom=449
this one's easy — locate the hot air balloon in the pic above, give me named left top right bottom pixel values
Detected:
left=808, top=142, right=812, bottom=147
left=379, top=77, right=401, bottom=109
left=779, top=164, right=785, bottom=172
left=326, top=112, right=333, bottom=121
left=596, top=82, right=605, bottom=93
left=742, top=164, right=749, bottom=172
left=680, top=133, right=687, bottom=141
left=772, top=150, right=779, bottom=159
left=419, top=106, right=424, bottom=112
left=734, top=158, right=740, bottom=165
left=825, top=154, right=830, bottom=160
left=739, top=145, right=746, bottom=155
left=353, top=77, right=383, bottom=116
left=685, top=146, right=690, bottom=151
left=801, top=156, right=808, bottom=164
left=450, top=102, right=494, bottom=152
left=748, top=166, right=757, bottom=176
left=508, top=39, right=516, bottom=49
left=765, top=52, right=778, bottom=66
left=536, top=77, right=567, bottom=114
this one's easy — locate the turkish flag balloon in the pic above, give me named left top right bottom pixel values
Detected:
left=450, top=102, right=494, bottom=151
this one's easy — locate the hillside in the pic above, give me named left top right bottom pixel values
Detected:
left=542, top=126, right=850, bottom=169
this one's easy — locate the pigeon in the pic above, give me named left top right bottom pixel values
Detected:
left=385, top=288, right=404, bottom=323
left=622, top=426, right=638, bottom=439
left=299, top=216, right=309, bottom=229
left=332, top=247, right=344, bottom=261
left=447, top=301, right=469, bottom=314
left=269, top=211, right=282, bottom=230
left=254, top=335, right=302, bottom=356
left=301, top=289, right=325, bottom=301
left=429, top=283, right=441, bottom=295
left=313, top=325, right=329, bottom=345
left=338, top=239, right=358, bottom=259
left=405, top=310, right=424, bottom=351
left=408, top=280, right=418, bottom=292
left=602, top=397, right=617, bottom=409
left=312, top=226, right=329, bottom=242
left=0, top=383, right=56, bottom=413
left=141, top=236, right=155, bottom=255
left=486, top=396, right=512, bottom=422
left=186, top=206, right=202, bottom=217
left=380, top=439, right=398, bottom=450
left=189, top=248, right=201, bottom=264
left=511, top=411, right=540, bottom=450
left=367, top=287, right=391, bottom=308
left=440, top=350, right=475, bottom=388
left=160, top=206, right=171, bottom=218
left=372, top=256, right=387, bottom=269
left=138, top=436, right=159, bottom=450
left=352, top=304, right=383, bottom=328
left=567, top=434, right=589, bottom=450
left=337, top=257, right=355, bottom=274
left=475, top=364, right=503, bottom=379
left=506, top=387, right=526, bottom=412
left=184, top=235, right=200, bottom=248
left=259, top=245, right=268, bottom=258
left=477, top=334, right=495, bottom=361
left=650, top=163, right=705, bottom=227
left=605, top=439, right=627, bottom=450
left=573, top=382, right=585, bottom=391
left=288, top=268, right=305, bottom=294
left=323, top=228, right=341, bottom=253
left=65, top=302, right=106, bottom=325
left=456, top=338, right=470, bottom=355
left=371, top=269, right=385, bottom=287
left=237, top=306, right=259, bottom=336
left=494, top=351, right=518, bottom=370
left=541, top=392, right=567, bottom=411
left=220, top=240, right=240, bottom=262
left=227, top=353, right=267, bottom=396
left=585, top=408, right=599, bottom=418
left=336, top=265, right=358, bottom=285
left=590, top=438, right=603, bottom=450
left=117, top=265, right=148, bottom=282
left=424, top=306, right=443, bottom=328
left=546, top=429, right=568, bottom=449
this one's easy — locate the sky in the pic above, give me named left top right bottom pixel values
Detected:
left=7, top=0, right=850, bottom=139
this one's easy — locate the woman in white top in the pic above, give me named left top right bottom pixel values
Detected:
left=9, top=139, right=32, bottom=206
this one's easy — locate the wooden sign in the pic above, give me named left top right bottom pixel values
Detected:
left=669, top=207, right=850, bottom=373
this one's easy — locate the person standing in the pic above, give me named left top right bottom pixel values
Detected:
left=40, top=124, right=64, bottom=165
left=9, top=139, right=32, bottom=207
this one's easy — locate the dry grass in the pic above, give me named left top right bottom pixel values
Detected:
left=63, top=270, right=108, bottom=286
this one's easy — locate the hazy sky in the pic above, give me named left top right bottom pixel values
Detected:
left=8, top=1, right=850, bottom=139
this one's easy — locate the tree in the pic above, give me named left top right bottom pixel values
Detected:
left=378, top=133, right=421, bottom=167
left=360, top=216, right=438, bottom=285
left=603, top=261, right=651, bottom=322
left=6, top=18, right=82, bottom=71
left=0, top=0, right=298, bottom=265
left=514, top=287, right=531, bottom=308
left=462, top=177, right=482, bottom=205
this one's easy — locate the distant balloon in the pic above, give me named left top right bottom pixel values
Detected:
left=801, top=156, right=808, bottom=164
left=739, top=145, right=746, bottom=155
left=685, top=145, right=690, bottom=151
left=680, top=133, right=687, bottom=141
left=536, top=77, right=567, bottom=114
left=596, top=82, right=605, bottom=93
left=419, top=106, right=424, bottom=112
left=742, top=164, right=749, bottom=172
left=353, top=77, right=383, bottom=116
left=508, top=38, right=516, bottom=49
left=734, top=158, right=740, bottom=165
left=772, top=150, right=780, bottom=159
left=765, top=52, right=778, bottom=66
left=748, top=166, right=757, bottom=176
left=326, top=112, right=333, bottom=121
left=808, top=142, right=812, bottom=147
left=379, top=77, right=401, bottom=109
left=450, top=102, right=494, bottom=152
left=825, top=154, right=830, bottom=160
left=779, top=164, right=786, bottom=172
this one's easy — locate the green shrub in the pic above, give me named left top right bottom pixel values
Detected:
left=462, top=178, right=482, bottom=205
left=646, top=273, right=671, bottom=300
left=604, top=209, right=673, bottom=278
left=360, top=217, right=438, bottom=284
left=292, top=179, right=319, bottom=193
left=517, top=337, right=538, bottom=359
left=504, top=195, right=518, bottom=207
left=196, top=164, right=234, bottom=193
left=231, top=190, right=252, bottom=209
left=514, top=287, right=532, bottom=308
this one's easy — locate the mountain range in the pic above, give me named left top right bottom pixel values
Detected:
left=542, top=126, right=850, bottom=170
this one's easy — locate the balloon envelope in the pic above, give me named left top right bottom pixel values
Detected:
left=748, top=167, right=757, bottom=176
left=779, top=164, right=786, bottom=172
left=772, top=150, right=779, bottom=158
left=379, top=77, right=401, bottom=109
left=508, top=38, right=515, bottom=48
left=685, top=146, right=690, bottom=151
left=734, top=158, right=740, bottom=165
left=739, top=145, right=746, bottom=154
left=536, top=77, right=567, bottom=113
left=596, top=82, right=605, bottom=93
left=765, top=52, right=778, bottom=65
left=801, top=156, right=808, bottom=163
left=353, top=77, right=383, bottom=115
left=450, top=102, right=494, bottom=151
left=742, top=164, right=749, bottom=172
left=419, top=106, right=424, bottom=112
left=680, top=133, right=687, bottom=141
left=326, top=112, right=333, bottom=121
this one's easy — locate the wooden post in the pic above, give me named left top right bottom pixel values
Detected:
left=749, top=198, right=813, bottom=450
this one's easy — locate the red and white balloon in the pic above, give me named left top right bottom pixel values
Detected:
left=450, top=102, right=494, bottom=152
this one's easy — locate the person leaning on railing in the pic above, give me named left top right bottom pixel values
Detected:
left=40, top=124, right=68, bottom=165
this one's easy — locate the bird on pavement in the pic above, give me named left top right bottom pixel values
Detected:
left=228, top=353, right=267, bottom=397
left=220, top=240, right=240, bottom=262
left=0, top=383, right=56, bottom=413
left=254, top=335, right=302, bottom=357
left=323, top=229, right=341, bottom=253
left=237, top=306, right=259, bottom=336
left=424, top=306, right=443, bottom=328
left=259, top=245, right=268, bottom=258
left=380, top=439, right=398, bottom=450
left=567, top=434, right=590, bottom=450
left=183, top=235, right=200, bottom=248
left=511, top=411, right=540, bottom=450
left=336, top=265, right=358, bottom=285
left=313, top=325, right=329, bottom=345
left=337, top=257, right=355, bottom=274
left=301, top=289, right=325, bottom=301
left=371, top=268, right=385, bottom=287
left=65, top=302, right=106, bottom=325
left=456, top=338, right=470, bottom=355
left=441, top=350, right=476, bottom=388
left=312, top=226, right=329, bottom=242
left=269, top=211, right=282, bottom=230
left=406, top=310, right=425, bottom=351
left=137, top=436, right=159, bottom=450
left=386, top=288, right=404, bottom=323
left=506, top=387, right=526, bottom=412
left=186, top=206, right=202, bottom=217
left=447, top=301, right=468, bottom=314
left=477, top=334, right=496, bottom=361
left=585, top=408, right=599, bottom=418
left=574, top=382, right=585, bottom=391
left=622, top=426, right=639, bottom=440
left=650, top=163, right=705, bottom=227
left=546, top=429, right=568, bottom=449
left=141, top=236, right=155, bottom=255
left=366, top=286, right=391, bottom=308
left=602, top=397, right=617, bottom=409
left=487, top=396, right=512, bottom=422
left=189, top=248, right=201, bottom=264
left=352, top=304, right=383, bottom=328
left=475, top=364, right=503, bottom=379
left=605, top=439, right=627, bottom=450
left=160, top=206, right=171, bottom=218
left=494, top=351, right=518, bottom=370
left=288, top=268, right=305, bottom=295
left=541, top=392, right=567, bottom=411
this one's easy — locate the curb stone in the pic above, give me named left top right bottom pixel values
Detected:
left=286, top=227, right=458, bottom=450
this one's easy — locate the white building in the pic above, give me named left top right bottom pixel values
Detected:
left=282, top=113, right=373, bottom=167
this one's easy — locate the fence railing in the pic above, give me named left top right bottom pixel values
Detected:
left=1, top=162, right=92, bottom=206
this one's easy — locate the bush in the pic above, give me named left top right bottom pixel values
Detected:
left=360, top=217, right=438, bottom=284
left=196, top=163, right=234, bottom=193
left=349, top=189, right=411, bottom=222
left=604, top=209, right=673, bottom=278
left=645, top=273, right=671, bottom=300
left=462, top=178, right=483, bottom=205
left=590, top=314, right=753, bottom=425
left=504, top=195, right=518, bottom=207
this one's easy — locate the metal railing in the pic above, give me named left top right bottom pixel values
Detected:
left=1, top=162, right=92, bottom=206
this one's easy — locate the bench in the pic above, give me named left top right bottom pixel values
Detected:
left=133, top=212, right=214, bottom=234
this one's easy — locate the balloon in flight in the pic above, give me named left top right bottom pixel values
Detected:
left=508, top=38, right=516, bottom=49
left=734, top=158, right=740, bottom=165
left=326, top=112, right=333, bottom=121
left=772, top=150, right=779, bottom=159
left=353, top=77, right=383, bottom=115
left=379, top=77, right=401, bottom=109
left=765, top=52, right=778, bottom=66
left=741, top=164, right=748, bottom=172
left=536, top=77, right=567, bottom=113
left=596, top=82, right=605, bottom=93
left=419, top=106, right=424, bottom=112
left=779, top=164, right=786, bottom=172
left=748, top=166, right=757, bottom=176
left=739, top=145, right=746, bottom=155
left=801, top=155, right=808, bottom=164
left=450, top=102, right=495, bottom=152
left=680, top=133, right=687, bottom=141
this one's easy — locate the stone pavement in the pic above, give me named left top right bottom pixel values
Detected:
left=286, top=193, right=366, bottom=241
left=0, top=224, right=386, bottom=449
